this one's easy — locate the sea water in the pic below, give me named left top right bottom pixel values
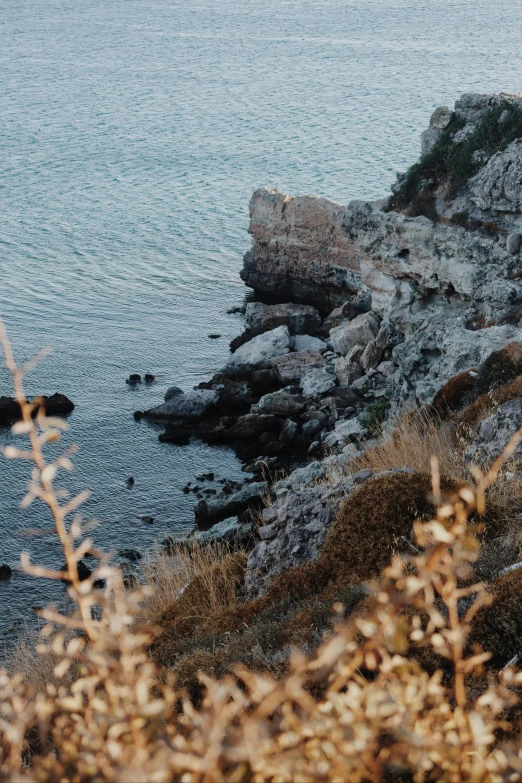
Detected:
left=1, top=0, right=521, bottom=638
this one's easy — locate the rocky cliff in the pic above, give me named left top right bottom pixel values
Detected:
left=144, top=92, right=522, bottom=607
left=241, top=93, right=522, bottom=407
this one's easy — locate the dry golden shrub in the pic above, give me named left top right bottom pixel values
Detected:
left=4, top=322, right=522, bottom=782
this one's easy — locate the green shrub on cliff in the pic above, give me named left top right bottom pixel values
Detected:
left=390, top=100, right=522, bottom=213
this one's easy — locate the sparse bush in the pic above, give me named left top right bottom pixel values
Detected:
left=360, top=400, right=391, bottom=436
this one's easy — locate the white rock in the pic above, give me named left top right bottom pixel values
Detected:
left=293, top=334, right=327, bottom=353
left=272, top=350, right=326, bottom=384
left=300, top=367, right=337, bottom=398
left=334, top=356, right=363, bottom=387
left=225, top=326, right=291, bottom=375
left=329, top=312, right=379, bottom=356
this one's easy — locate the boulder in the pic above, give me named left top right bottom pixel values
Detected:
left=320, top=293, right=372, bottom=334
left=194, top=482, right=267, bottom=528
left=293, top=334, right=327, bottom=353
left=0, top=394, right=75, bottom=425
left=302, top=419, right=322, bottom=438
left=145, top=388, right=219, bottom=422
left=224, top=326, right=291, bottom=376
left=507, top=232, right=522, bottom=255
left=324, top=417, right=366, bottom=448
left=300, top=367, right=337, bottom=398
left=272, top=350, right=326, bottom=384
left=334, top=356, right=363, bottom=387
left=165, top=386, right=183, bottom=401
left=0, top=564, right=12, bottom=581
left=329, top=312, right=380, bottom=356
left=360, top=325, right=389, bottom=371
left=430, top=105, right=454, bottom=130
left=255, top=391, right=306, bottom=417
left=420, top=126, right=443, bottom=155
left=245, top=302, right=321, bottom=335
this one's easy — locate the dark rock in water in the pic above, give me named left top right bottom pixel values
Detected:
left=196, top=472, right=215, bottom=481
left=227, top=305, right=245, bottom=315
left=118, top=549, right=142, bottom=561
left=144, top=373, right=155, bottom=383
left=133, top=410, right=144, bottom=421
left=208, top=333, right=221, bottom=339
left=0, top=393, right=75, bottom=425
left=126, top=477, right=135, bottom=488
left=194, top=482, right=267, bottom=528
left=204, top=488, right=217, bottom=495
left=126, top=374, right=142, bottom=385
left=138, top=515, right=154, bottom=524
left=60, top=560, right=91, bottom=584
left=182, top=485, right=190, bottom=494
left=0, top=564, right=12, bottom=580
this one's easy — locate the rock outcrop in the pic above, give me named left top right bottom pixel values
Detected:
left=0, top=393, right=75, bottom=425
left=241, top=93, right=522, bottom=409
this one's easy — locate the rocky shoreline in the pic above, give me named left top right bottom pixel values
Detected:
left=140, top=92, right=522, bottom=597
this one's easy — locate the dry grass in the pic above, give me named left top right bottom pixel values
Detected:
left=349, top=408, right=468, bottom=478
left=5, top=628, right=77, bottom=695
left=139, top=542, right=245, bottom=626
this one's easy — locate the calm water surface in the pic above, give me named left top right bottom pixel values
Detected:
left=1, top=0, right=521, bottom=638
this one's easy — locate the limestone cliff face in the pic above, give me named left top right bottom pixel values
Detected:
left=241, top=189, right=362, bottom=311
left=241, top=93, right=522, bottom=406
